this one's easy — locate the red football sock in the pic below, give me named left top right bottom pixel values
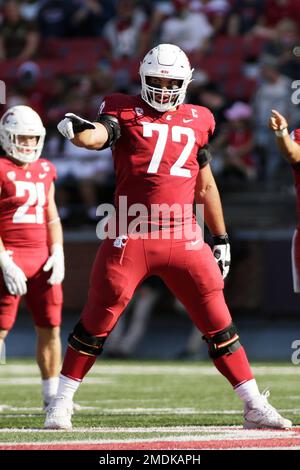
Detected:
left=61, top=346, right=97, bottom=381
left=213, top=346, right=254, bottom=387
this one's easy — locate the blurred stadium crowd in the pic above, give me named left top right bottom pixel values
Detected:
left=0, top=0, right=300, bottom=224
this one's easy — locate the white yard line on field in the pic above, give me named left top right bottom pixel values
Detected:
left=2, top=364, right=300, bottom=376
left=0, top=425, right=240, bottom=433
left=0, top=428, right=300, bottom=445
left=1, top=405, right=299, bottom=415
left=0, top=406, right=224, bottom=414
left=0, top=425, right=299, bottom=436
left=0, top=377, right=113, bottom=385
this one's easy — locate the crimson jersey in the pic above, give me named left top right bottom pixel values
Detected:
left=0, top=156, right=56, bottom=249
left=98, top=94, right=215, bottom=226
left=291, top=129, right=300, bottom=227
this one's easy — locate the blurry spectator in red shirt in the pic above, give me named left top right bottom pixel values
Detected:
left=264, top=0, right=300, bottom=30
left=251, top=0, right=300, bottom=39
left=212, top=101, right=257, bottom=182
left=223, top=102, right=257, bottom=181
left=3, top=62, right=46, bottom=122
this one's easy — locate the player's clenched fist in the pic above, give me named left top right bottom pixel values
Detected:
left=57, top=113, right=96, bottom=140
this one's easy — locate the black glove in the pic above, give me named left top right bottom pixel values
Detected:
left=212, top=233, right=231, bottom=279
left=57, top=113, right=96, bottom=140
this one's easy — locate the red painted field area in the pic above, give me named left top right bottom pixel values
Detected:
left=1, top=427, right=300, bottom=450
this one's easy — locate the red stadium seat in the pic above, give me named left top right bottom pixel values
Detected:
left=243, top=35, right=268, bottom=58
left=195, top=56, right=243, bottom=80
left=60, top=52, right=100, bottom=74
left=209, top=35, right=244, bottom=59
left=0, top=59, right=22, bottom=81
left=222, top=77, right=258, bottom=100
left=41, top=37, right=107, bottom=60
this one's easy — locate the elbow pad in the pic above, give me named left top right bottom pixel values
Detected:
left=197, top=144, right=212, bottom=168
left=96, top=114, right=121, bottom=149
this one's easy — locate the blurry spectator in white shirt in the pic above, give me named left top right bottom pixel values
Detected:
left=159, top=0, right=213, bottom=54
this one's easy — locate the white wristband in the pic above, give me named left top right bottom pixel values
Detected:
left=48, top=217, right=61, bottom=225
left=275, top=128, right=288, bottom=137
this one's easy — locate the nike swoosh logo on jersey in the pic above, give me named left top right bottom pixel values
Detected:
left=183, top=119, right=193, bottom=123
left=191, top=239, right=200, bottom=245
left=39, top=173, right=47, bottom=179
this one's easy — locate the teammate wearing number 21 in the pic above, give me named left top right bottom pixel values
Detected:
left=46, top=44, right=291, bottom=430
left=0, top=105, right=64, bottom=408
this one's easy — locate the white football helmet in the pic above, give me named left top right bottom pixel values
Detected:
left=0, top=105, right=46, bottom=163
left=139, top=44, right=193, bottom=112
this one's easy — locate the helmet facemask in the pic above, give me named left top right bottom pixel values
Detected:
left=143, top=76, right=185, bottom=112
left=2, top=132, right=45, bottom=164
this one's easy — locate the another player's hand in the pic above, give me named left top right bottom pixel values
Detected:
left=57, top=113, right=96, bottom=140
left=269, top=109, right=288, bottom=132
left=0, top=251, right=27, bottom=296
left=212, top=234, right=231, bottom=279
left=43, top=244, right=65, bottom=285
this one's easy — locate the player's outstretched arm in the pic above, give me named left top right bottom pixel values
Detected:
left=72, top=122, right=108, bottom=150
left=269, top=109, right=300, bottom=164
left=57, top=113, right=109, bottom=150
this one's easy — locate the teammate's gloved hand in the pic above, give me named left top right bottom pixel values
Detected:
left=43, top=244, right=65, bottom=285
left=212, top=233, right=231, bottom=279
left=57, top=113, right=96, bottom=140
left=0, top=250, right=27, bottom=296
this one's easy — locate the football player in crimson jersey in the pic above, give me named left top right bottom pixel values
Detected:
left=0, top=105, right=64, bottom=409
left=45, top=44, right=291, bottom=430
left=269, top=109, right=300, bottom=293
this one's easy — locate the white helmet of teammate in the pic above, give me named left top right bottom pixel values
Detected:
left=0, top=105, right=46, bottom=163
left=139, top=44, right=193, bottom=112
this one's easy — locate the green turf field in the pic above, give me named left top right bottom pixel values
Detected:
left=0, top=359, right=299, bottom=445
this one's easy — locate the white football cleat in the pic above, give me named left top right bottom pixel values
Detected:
left=43, top=396, right=81, bottom=412
left=44, top=397, right=73, bottom=430
left=244, top=390, right=292, bottom=429
left=43, top=397, right=55, bottom=412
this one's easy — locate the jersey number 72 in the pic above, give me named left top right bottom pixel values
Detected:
left=142, top=123, right=195, bottom=178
